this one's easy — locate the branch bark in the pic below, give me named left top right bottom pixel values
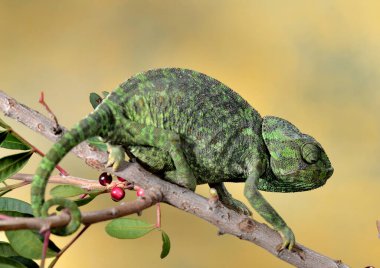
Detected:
left=0, top=188, right=161, bottom=231
left=0, top=90, right=350, bottom=268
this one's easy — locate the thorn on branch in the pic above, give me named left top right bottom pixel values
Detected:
left=217, top=230, right=225, bottom=236
left=39, top=91, right=62, bottom=135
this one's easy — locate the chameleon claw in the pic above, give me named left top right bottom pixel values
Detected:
left=276, top=225, right=296, bottom=252
left=276, top=242, right=305, bottom=260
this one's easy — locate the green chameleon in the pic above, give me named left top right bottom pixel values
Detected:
left=31, top=68, right=333, bottom=250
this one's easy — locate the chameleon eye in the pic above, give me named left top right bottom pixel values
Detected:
left=301, top=143, right=321, bottom=164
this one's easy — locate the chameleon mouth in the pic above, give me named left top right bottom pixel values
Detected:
left=278, top=165, right=334, bottom=180
left=258, top=165, right=334, bottom=192
left=325, top=167, right=334, bottom=179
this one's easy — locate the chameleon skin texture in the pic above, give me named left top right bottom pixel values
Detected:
left=31, top=68, right=333, bottom=248
left=31, top=107, right=111, bottom=235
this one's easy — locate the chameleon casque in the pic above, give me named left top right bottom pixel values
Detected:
left=31, top=68, right=334, bottom=250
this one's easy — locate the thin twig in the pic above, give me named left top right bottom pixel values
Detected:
left=48, top=224, right=91, bottom=268
left=40, top=229, right=51, bottom=268
left=8, top=173, right=128, bottom=193
left=0, top=188, right=162, bottom=231
left=6, top=128, right=68, bottom=176
left=39, top=91, right=62, bottom=135
left=0, top=181, right=30, bottom=192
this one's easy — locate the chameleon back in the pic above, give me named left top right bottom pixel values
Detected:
left=109, top=68, right=268, bottom=183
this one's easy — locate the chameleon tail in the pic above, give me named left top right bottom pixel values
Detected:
left=31, top=106, right=111, bottom=236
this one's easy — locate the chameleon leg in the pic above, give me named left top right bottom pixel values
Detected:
left=128, top=146, right=174, bottom=172
left=244, top=174, right=295, bottom=251
left=112, top=120, right=196, bottom=190
left=208, top=182, right=251, bottom=216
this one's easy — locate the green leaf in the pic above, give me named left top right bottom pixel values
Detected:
left=102, top=91, right=109, bottom=97
left=87, top=137, right=107, bottom=152
left=6, top=230, right=58, bottom=259
left=0, top=131, right=8, bottom=145
left=0, top=256, right=27, bottom=268
left=74, top=194, right=97, bottom=207
left=160, top=231, right=171, bottom=259
left=105, top=218, right=156, bottom=239
left=0, top=242, right=18, bottom=257
left=9, top=256, right=39, bottom=268
left=0, top=151, right=33, bottom=183
left=0, top=244, right=39, bottom=267
left=50, top=185, right=86, bottom=198
left=0, top=118, right=10, bottom=129
left=0, top=133, right=31, bottom=150
left=0, top=197, right=33, bottom=216
left=89, top=92, right=103, bottom=109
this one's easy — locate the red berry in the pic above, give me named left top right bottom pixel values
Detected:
left=136, top=188, right=144, bottom=197
left=111, top=187, right=125, bottom=201
left=99, top=172, right=112, bottom=186
left=117, top=176, right=126, bottom=182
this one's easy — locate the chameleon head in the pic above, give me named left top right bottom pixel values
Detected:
left=259, top=116, right=334, bottom=192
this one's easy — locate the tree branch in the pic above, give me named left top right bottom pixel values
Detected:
left=0, top=187, right=161, bottom=231
left=0, top=90, right=349, bottom=268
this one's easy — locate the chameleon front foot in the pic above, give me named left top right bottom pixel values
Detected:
left=164, top=170, right=196, bottom=191
left=106, top=144, right=125, bottom=171
left=276, top=225, right=296, bottom=251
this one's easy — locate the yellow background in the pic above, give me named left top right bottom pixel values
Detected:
left=1, top=1, right=380, bottom=267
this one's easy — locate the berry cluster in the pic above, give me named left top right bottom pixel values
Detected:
left=98, top=172, right=144, bottom=201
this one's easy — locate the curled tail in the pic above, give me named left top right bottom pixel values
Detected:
left=31, top=106, right=111, bottom=235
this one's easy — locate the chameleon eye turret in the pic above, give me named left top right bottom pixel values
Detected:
left=260, top=115, right=333, bottom=193
left=301, top=143, right=321, bottom=164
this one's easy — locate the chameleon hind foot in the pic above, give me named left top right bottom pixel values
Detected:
left=221, top=198, right=252, bottom=216
left=106, top=144, right=125, bottom=171
left=164, top=170, right=196, bottom=191
left=209, top=182, right=251, bottom=216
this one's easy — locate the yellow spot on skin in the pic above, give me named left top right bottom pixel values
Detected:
left=138, top=98, right=145, bottom=107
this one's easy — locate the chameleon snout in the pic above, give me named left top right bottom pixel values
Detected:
left=325, top=167, right=334, bottom=180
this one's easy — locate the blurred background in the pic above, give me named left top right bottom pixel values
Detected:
left=1, top=1, right=380, bottom=267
